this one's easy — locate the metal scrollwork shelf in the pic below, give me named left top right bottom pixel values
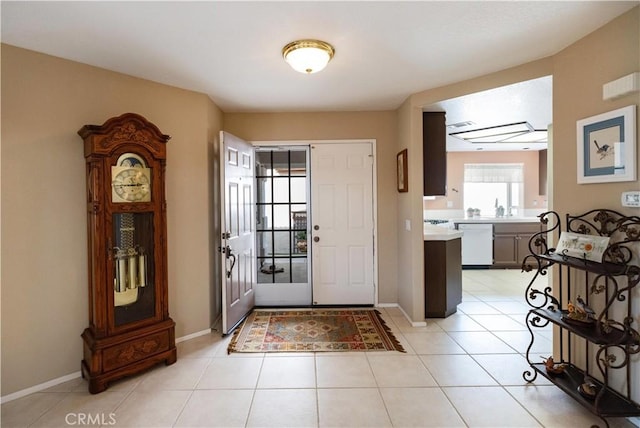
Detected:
left=521, top=210, right=640, bottom=428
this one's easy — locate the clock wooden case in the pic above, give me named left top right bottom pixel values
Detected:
left=78, top=113, right=176, bottom=394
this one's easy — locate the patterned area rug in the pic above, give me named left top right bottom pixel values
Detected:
left=228, top=309, right=405, bottom=353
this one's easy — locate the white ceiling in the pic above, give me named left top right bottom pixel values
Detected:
left=429, top=75, right=553, bottom=151
left=1, top=1, right=636, bottom=150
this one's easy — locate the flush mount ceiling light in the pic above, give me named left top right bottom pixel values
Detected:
left=282, top=39, right=335, bottom=74
left=449, top=121, right=547, bottom=144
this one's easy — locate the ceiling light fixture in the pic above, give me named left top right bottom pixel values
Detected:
left=449, top=121, right=547, bottom=144
left=282, top=39, right=335, bottom=74
left=501, top=130, right=548, bottom=143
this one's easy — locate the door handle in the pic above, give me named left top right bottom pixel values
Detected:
left=227, top=251, right=236, bottom=278
left=220, top=245, right=236, bottom=278
left=313, top=236, right=320, bottom=242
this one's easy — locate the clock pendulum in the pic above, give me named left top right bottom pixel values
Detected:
left=112, top=213, right=147, bottom=306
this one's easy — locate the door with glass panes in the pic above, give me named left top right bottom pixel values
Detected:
left=255, top=148, right=311, bottom=306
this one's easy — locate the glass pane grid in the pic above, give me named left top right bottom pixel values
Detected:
left=256, top=149, right=308, bottom=284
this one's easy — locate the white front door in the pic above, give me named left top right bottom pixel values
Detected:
left=310, top=143, right=375, bottom=305
left=220, top=131, right=255, bottom=334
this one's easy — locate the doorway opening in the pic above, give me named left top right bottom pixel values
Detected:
left=254, top=147, right=311, bottom=306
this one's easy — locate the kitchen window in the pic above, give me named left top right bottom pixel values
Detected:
left=463, top=163, right=523, bottom=217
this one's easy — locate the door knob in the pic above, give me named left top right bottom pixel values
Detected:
left=314, top=225, right=319, bottom=230
left=313, top=236, right=320, bottom=242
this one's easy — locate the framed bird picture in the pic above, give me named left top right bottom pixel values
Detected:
left=577, top=105, right=636, bottom=184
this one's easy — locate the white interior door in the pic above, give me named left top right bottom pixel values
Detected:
left=311, top=142, right=375, bottom=305
left=220, top=131, right=255, bottom=334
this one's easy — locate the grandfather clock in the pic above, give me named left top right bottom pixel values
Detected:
left=79, top=113, right=176, bottom=394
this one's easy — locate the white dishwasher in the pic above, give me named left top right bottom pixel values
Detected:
left=457, top=223, right=493, bottom=266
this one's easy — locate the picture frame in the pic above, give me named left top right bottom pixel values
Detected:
left=576, top=105, right=636, bottom=184
left=397, top=149, right=408, bottom=192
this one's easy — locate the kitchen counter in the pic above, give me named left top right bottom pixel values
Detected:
left=451, top=217, right=541, bottom=224
left=423, top=224, right=463, bottom=241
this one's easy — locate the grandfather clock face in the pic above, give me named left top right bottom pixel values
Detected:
left=111, top=153, right=152, bottom=203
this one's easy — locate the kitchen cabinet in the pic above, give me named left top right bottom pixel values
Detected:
left=538, top=149, right=547, bottom=196
left=423, top=112, right=446, bottom=196
left=493, top=222, right=541, bottom=268
left=523, top=210, right=640, bottom=427
left=424, top=238, right=462, bottom=317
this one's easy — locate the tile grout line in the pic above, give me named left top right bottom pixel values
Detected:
left=244, top=354, right=265, bottom=428
left=170, top=390, right=195, bottom=428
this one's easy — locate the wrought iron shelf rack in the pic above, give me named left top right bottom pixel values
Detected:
left=522, top=210, right=640, bottom=428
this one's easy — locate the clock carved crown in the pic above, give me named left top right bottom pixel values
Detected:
left=78, top=113, right=170, bottom=159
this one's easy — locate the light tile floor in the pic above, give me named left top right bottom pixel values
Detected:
left=3, top=269, right=637, bottom=427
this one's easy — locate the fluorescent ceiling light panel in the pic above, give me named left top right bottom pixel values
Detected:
left=466, top=132, right=530, bottom=143
left=450, top=121, right=532, bottom=140
left=501, top=130, right=547, bottom=143
left=449, top=121, right=547, bottom=143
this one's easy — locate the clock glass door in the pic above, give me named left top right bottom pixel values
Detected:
left=112, top=211, right=155, bottom=326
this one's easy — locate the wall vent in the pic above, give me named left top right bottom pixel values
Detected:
left=603, top=72, right=640, bottom=100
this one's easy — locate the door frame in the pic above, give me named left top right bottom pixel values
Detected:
left=252, top=139, right=379, bottom=306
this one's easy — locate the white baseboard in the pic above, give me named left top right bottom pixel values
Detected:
left=375, top=303, right=397, bottom=308
left=376, top=303, right=427, bottom=327
left=1, top=371, right=82, bottom=404
left=175, top=328, right=212, bottom=343
left=1, top=329, right=212, bottom=404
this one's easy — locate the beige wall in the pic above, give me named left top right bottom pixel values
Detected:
left=552, top=7, right=640, bottom=216
left=549, top=7, right=640, bottom=404
left=424, top=151, right=547, bottom=212
left=224, top=112, right=399, bottom=304
left=1, top=45, right=223, bottom=396
left=395, top=100, right=419, bottom=320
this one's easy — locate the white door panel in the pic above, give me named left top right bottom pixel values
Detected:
left=348, top=246, right=366, bottom=285
left=311, top=143, right=374, bottom=305
left=317, top=246, right=336, bottom=284
left=317, top=185, right=337, bottom=229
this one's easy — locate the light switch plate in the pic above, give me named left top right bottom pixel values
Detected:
left=621, top=191, right=640, bottom=207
